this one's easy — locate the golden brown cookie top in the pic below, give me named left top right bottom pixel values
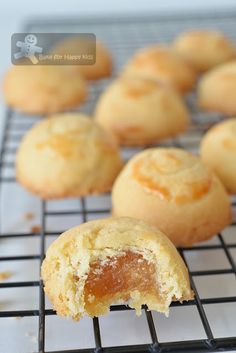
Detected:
left=201, top=61, right=236, bottom=81
left=175, top=30, right=235, bottom=49
left=117, top=76, right=163, bottom=98
left=3, top=65, right=87, bottom=114
left=174, top=30, right=235, bottom=71
left=4, top=65, right=85, bottom=89
left=197, top=61, right=236, bottom=115
left=122, top=46, right=196, bottom=93
left=175, top=30, right=235, bottom=54
left=26, top=113, right=118, bottom=159
left=16, top=113, right=123, bottom=199
left=125, top=148, right=214, bottom=204
left=202, top=118, right=236, bottom=152
left=98, top=76, right=177, bottom=102
left=127, top=46, right=186, bottom=71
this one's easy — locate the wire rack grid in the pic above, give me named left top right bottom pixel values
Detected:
left=0, top=9, right=236, bottom=353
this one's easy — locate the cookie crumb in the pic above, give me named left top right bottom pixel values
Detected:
left=25, top=212, right=34, bottom=220
left=31, top=225, right=41, bottom=233
left=25, top=331, right=37, bottom=342
left=0, top=271, right=12, bottom=280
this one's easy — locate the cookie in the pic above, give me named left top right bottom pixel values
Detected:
left=198, top=61, right=236, bottom=115
left=112, top=148, right=231, bottom=246
left=41, top=216, right=193, bottom=320
left=122, top=46, right=197, bottom=94
left=94, top=76, right=189, bottom=146
left=51, top=38, right=112, bottom=80
left=200, top=118, right=236, bottom=194
left=174, top=30, right=235, bottom=72
left=3, top=65, right=87, bottom=114
left=16, top=114, right=123, bottom=199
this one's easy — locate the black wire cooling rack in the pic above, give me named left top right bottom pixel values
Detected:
left=1, top=9, right=236, bottom=353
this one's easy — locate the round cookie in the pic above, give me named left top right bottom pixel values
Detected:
left=174, top=30, right=235, bottom=72
left=94, top=76, right=190, bottom=146
left=16, top=114, right=123, bottom=199
left=200, top=118, right=236, bottom=194
left=3, top=65, right=87, bottom=114
left=198, top=61, right=236, bottom=115
left=122, top=46, right=197, bottom=94
left=51, top=38, right=112, bottom=80
left=112, top=148, right=231, bottom=246
left=42, top=216, right=193, bottom=320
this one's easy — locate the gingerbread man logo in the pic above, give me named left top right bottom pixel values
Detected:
left=14, top=34, right=42, bottom=64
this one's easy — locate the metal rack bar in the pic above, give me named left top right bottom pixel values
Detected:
left=180, top=251, right=214, bottom=348
left=218, top=234, right=236, bottom=276
left=38, top=201, right=46, bottom=353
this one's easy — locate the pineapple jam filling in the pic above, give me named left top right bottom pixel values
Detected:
left=83, top=251, right=160, bottom=313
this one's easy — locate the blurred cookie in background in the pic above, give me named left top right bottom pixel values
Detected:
left=174, top=30, right=235, bottom=72
left=3, top=65, right=87, bottom=115
left=200, top=118, right=236, bottom=194
left=51, top=37, right=112, bottom=80
left=198, top=61, right=236, bottom=115
left=122, top=45, right=197, bottom=94
left=16, top=114, right=123, bottom=199
left=95, top=76, right=190, bottom=146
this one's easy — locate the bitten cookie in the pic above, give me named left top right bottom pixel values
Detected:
left=51, top=38, right=112, bottom=80
left=16, top=114, right=123, bottom=199
left=198, top=61, right=236, bottom=115
left=174, top=30, right=235, bottom=72
left=122, top=46, right=197, bottom=94
left=3, top=65, right=87, bottom=114
left=94, top=76, right=189, bottom=146
left=200, top=118, right=236, bottom=194
left=41, top=217, right=193, bottom=320
left=112, top=148, right=231, bottom=246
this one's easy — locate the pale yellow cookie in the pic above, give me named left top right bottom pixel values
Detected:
left=41, top=216, right=193, bottom=320
left=198, top=61, right=236, bottom=115
left=122, top=46, right=197, bottom=94
left=174, top=30, right=235, bottom=72
left=16, top=114, right=123, bottom=199
left=51, top=38, right=112, bottom=80
left=200, top=118, right=236, bottom=194
left=94, top=76, right=189, bottom=146
left=112, top=148, right=232, bottom=246
left=3, top=65, right=87, bottom=114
